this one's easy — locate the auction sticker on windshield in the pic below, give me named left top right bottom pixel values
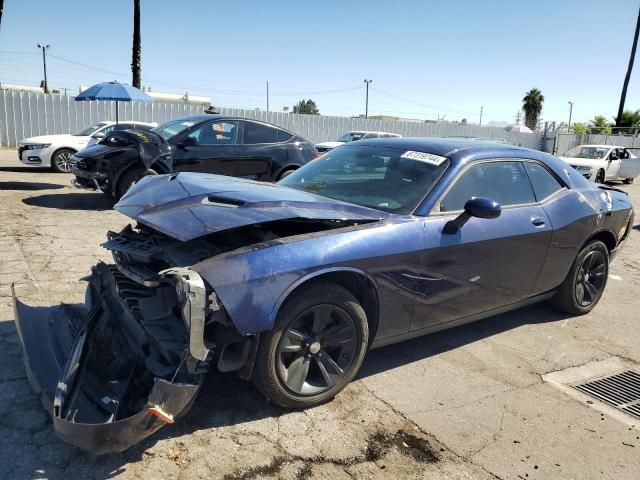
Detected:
left=401, top=151, right=447, bottom=166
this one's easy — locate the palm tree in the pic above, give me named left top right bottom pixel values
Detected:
left=0, top=0, right=5, bottom=31
left=522, top=88, right=544, bottom=131
left=589, top=115, right=612, bottom=135
left=131, top=0, right=141, bottom=88
left=614, top=109, right=640, bottom=133
left=615, top=6, right=639, bottom=128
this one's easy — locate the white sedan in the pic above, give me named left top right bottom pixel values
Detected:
left=560, top=144, right=640, bottom=184
left=315, top=131, right=401, bottom=154
left=18, top=120, right=156, bottom=172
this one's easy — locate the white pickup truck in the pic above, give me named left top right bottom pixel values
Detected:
left=560, top=144, right=640, bottom=184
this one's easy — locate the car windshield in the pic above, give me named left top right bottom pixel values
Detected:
left=152, top=119, right=197, bottom=140
left=337, top=132, right=365, bottom=142
left=73, top=122, right=108, bottom=136
left=564, top=146, right=609, bottom=159
left=279, top=145, right=449, bottom=214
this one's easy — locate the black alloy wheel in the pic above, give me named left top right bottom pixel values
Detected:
left=595, top=169, right=605, bottom=184
left=276, top=304, right=358, bottom=395
left=550, top=239, right=609, bottom=315
left=575, top=250, right=607, bottom=307
left=252, top=281, right=369, bottom=408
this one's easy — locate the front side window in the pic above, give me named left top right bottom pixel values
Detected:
left=243, top=122, right=278, bottom=144
left=524, top=162, right=564, bottom=201
left=279, top=145, right=449, bottom=214
left=187, top=121, right=238, bottom=145
left=438, top=161, right=535, bottom=213
left=153, top=119, right=197, bottom=140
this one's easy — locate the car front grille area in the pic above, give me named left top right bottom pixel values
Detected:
left=74, top=157, right=96, bottom=170
left=573, top=370, right=640, bottom=420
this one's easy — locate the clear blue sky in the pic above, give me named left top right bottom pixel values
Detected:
left=1, top=0, right=639, bottom=124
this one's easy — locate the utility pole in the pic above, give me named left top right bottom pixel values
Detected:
left=616, top=5, right=640, bottom=127
left=479, top=106, right=483, bottom=126
left=37, top=44, right=50, bottom=93
left=568, top=101, right=574, bottom=128
left=363, top=79, right=372, bottom=118
left=266, top=81, right=269, bottom=114
left=515, top=110, right=521, bottom=125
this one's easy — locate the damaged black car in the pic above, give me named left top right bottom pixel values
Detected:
left=14, top=138, right=634, bottom=454
left=71, top=115, right=317, bottom=199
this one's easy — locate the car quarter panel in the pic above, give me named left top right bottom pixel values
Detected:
left=191, top=218, right=425, bottom=339
left=535, top=186, right=633, bottom=291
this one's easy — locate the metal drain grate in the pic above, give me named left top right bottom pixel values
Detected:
left=573, top=370, right=640, bottom=420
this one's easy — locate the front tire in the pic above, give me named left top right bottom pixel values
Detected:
left=550, top=239, right=609, bottom=315
left=51, top=148, right=75, bottom=173
left=623, top=178, right=634, bottom=185
left=252, top=281, right=369, bottom=408
left=114, top=167, right=146, bottom=200
left=594, top=169, right=605, bottom=184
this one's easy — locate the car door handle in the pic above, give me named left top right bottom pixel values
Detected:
left=531, top=217, right=546, bottom=227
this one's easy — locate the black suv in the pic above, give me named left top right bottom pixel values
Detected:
left=71, top=115, right=318, bottom=199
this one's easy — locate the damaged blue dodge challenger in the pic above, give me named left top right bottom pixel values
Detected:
left=14, top=138, right=634, bottom=454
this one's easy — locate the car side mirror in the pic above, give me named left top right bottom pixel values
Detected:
left=92, top=132, right=105, bottom=139
left=443, top=197, right=501, bottom=234
left=464, top=197, right=501, bottom=219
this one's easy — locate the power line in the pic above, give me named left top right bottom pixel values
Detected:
left=370, top=86, right=478, bottom=117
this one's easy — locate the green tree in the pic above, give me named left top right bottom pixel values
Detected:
left=614, top=109, right=640, bottom=131
left=589, top=115, right=612, bottom=135
left=293, top=99, right=319, bottom=115
left=131, top=0, right=141, bottom=88
left=522, top=88, right=544, bottom=130
left=571, top=122, right=588, bottom=135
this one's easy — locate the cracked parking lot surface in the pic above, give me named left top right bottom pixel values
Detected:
left=1, top=150, right=640, bottom=479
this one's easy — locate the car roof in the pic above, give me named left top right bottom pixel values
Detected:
left=167, top=114, right=298, bottom=134
left=353, top=137, right=527, bottom=157
left=348, top=130, right=400, bottom=135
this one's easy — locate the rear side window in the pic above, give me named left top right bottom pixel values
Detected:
left=524, top=162, right=564, bottom=201
left=438, top=161, right=535, bottom=212
left=243, top=122, right=278, bottom=144
left=277, top=129, right=294, bottom=142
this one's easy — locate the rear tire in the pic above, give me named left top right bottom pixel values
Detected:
left=549, top=240, right=609, bottom=315
left=252, top=281, right=369, bottom=408
left=276, top=167, right=297, bottom=181
left=51, top=148, right=75, bottom=173
left=114, top=167, right=146, bottom=200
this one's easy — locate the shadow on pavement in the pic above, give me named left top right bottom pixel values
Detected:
left=0, top=181, right=65, bottom=191
left=358, top=302, right=569, bottom=379
left=0, top=166, right=52, bottom=173
left=22, top=192, right=114, bottom=211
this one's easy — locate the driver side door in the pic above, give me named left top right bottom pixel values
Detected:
left=172, top=120, right=239, bottom=176
left=605, top=148, right=622, bottom=180
left=410, top=160, right=553, bottom=331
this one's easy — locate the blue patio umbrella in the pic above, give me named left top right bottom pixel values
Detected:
left=75, top=81, right=153, bottom=124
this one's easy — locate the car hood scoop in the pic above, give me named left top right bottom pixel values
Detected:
left=114, top=173, right=387, bottom=241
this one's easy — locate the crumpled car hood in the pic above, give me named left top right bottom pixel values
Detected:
left=114, top=173, right=388, bottom=242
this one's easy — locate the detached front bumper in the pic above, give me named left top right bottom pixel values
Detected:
left=12, top=263, right=205, bottom=455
